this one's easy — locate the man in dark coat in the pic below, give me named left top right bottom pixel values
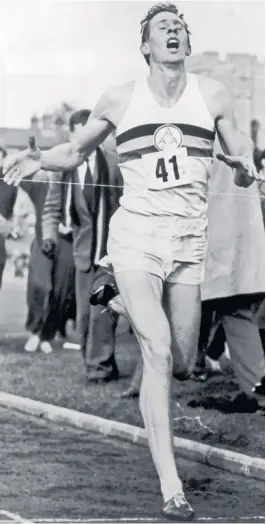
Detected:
left=42, top=110, right=123, bottom=382
left=20, top=170, right=76, bottom=353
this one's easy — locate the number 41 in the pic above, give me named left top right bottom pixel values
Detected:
left=156, top=155, right=179, bottom=183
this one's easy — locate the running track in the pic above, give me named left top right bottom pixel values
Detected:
left=0, top=407, right=264, bottom=523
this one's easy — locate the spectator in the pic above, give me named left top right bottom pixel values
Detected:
left=195, top=143, right=265, bottom=409
left=13, top=171, right=76, bottom=353
left=42, top=110, right=123, bottom=382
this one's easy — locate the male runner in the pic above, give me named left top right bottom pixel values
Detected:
left=3, top=4, right=262, bottom=519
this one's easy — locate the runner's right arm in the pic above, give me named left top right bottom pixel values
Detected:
left=3, top=81, right=135, bottom=186
left=40, top=116, right=113, bottom=171
left=3, top=89, right=117, bottom=185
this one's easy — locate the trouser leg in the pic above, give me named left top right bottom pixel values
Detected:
left=222, top=303, right=265, bottom=396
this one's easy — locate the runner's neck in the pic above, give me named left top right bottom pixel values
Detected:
left=148, top=63, right=187, bottom=108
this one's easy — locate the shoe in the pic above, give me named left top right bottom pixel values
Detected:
left=120, top=386, right=139, bottom=398
left=205, top=356, right=223, bottom=374
left=40, top=341, right=53, bottom=354
left=230, top=392, right=265, bottom=413
left=63, top=342, right=81, bottom=351
left=191, top=371, right=209, bottom=382
left=163, top=493, right=194, bottom=521
left=24, top=334, right=40, bottom=352
left=252, top=376, right=265, bottom=396
left=90, top=284, right=118, bottom=307
left=86, top=366, right=120, bottom=384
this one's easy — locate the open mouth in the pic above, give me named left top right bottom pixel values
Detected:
left=166, top=38, right=180, bottom=50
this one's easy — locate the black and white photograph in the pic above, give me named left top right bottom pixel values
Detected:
left=0, top=1, right=265, bottom=523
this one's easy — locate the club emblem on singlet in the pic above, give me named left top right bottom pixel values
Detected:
left=153, top=124, right=183, bottom=151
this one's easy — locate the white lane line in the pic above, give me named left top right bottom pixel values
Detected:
left=197, top=519, right=264, bottom=522
left=0, top=511, right=36, bottom=524
left=1, top=516, right=264, bottom=523
left=30, top=518, right=265, bottom=523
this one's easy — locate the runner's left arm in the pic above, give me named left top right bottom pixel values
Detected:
left=212, top=84, right=260, bottom=187
left=201, top=78, right=262, bottom=187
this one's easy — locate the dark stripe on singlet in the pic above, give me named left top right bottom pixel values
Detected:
left=116, top=123, right=215, bottom=147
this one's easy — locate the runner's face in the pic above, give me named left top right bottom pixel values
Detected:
left=142, top=12, right=190, bottom=65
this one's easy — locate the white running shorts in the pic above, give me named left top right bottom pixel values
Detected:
left=106, top=207, right=208, bottom=285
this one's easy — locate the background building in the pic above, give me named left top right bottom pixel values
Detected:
left=0, top=52, right=264, bottom=152
left=187, top=52, right=265, bottom=147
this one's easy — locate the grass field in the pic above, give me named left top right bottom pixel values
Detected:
left=0, top=266, right=264, bottom=460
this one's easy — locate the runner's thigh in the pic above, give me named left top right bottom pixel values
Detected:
left=115, top=271, right=172, bottom=368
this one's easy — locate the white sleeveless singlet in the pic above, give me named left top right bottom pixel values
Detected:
left=115, top=73, right=215, bottom=217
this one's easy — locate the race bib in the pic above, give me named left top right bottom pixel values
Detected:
left=142, top=147, right=192, bottom=190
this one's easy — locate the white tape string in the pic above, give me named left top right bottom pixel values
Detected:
left=18, top=177, right=265, bottom=200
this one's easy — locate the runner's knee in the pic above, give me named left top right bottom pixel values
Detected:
left=141, top=333, right=173, bottom=375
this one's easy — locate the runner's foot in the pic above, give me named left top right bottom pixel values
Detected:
left=162, top=493, right=194, bottom=521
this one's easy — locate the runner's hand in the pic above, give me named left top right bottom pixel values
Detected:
left=3, top=137, right=42, bottom=186
left=216, top=154, right=264, bottom=182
